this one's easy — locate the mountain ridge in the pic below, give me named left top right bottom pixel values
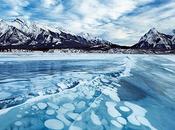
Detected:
left=0, top=18, right=126, bottom=52
left=0, top=18, right=175, bottom=53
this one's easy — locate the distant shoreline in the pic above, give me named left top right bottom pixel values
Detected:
left=0, top=48, right=175, bottom=54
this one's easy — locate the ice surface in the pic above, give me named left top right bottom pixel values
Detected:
left=0, top=54, right=175, bottom=130
left=0, top=91, right=11, bottom=99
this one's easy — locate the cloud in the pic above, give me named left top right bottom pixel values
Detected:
left=114, top=1, right=175, bottom=44
left=42, top=0, right=57, bottom=8
left=0, top=0, right=175, bottom=45
left=3, top=0, right=29, bottom=16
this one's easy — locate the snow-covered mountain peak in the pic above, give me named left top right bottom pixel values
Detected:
left=13, top=18, right=29, bottom=27
left=3, top=18, right=29, bottom=32
left=148, top=28, right=158, bottom=35
left=79, top=32, right=100, bottom=41
left=133, top=28, right=173, bottom=50
left=0, top=18, right=117, bottom=51
left=139, top=28, right=160, bottom=44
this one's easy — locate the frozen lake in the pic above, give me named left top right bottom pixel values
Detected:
left=0, top=53, right=175, bottom=130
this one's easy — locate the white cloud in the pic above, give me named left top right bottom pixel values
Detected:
left=42, top=0, right=57, bottom=8
left=55, top=0, right=156, bottom=44
left=1, top=0, right=175, bottom=45
left=114, top=1, right=175, bottom=44
left=2, top=0, right=29, bottom=18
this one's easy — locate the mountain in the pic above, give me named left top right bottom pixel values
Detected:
left=132, top=28, right=174, bottom=50
left=0, top=19, right=175, bottom=53
left=132, top=28, right=175, bottom=51
left=0, top=18, right=122, bottom=51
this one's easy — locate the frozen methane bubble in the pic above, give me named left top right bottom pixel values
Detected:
left=136, top=116, right=157, bottom=130
left=67, top=112, right=80, bottom=120
left=91, top=100, right=101, bottom=108
left=69, top=125, right=82, bottom=130
left=32, top=105, right=39, bottom=110
left=101, top=78, right=109, bottom=83
left=119, top=106, right=130, bottom=112
left=90, top=111, right=102, bottom=125
left=111, top=120, right=123, bottom=128
left=63, top=103, right=75, bottom=111
left=47, top=102, right=59, bottom=110
left=124, top=101, right=157, bottom=130
left=16, top=114, right=22, bottom=118
left=117, top=117, right=127, bottom=125
left=37, top=102, right=47, bottom=110
left=76, top=101, right=86, bottom=109
left=44, top=119, right=64, bottom=130
left=105, top=101, right=121, bottom=118
left=46, top=109, right=55, bottom=115
left=25, top=111, right=29, bottom=114
left=102, top=88, right=120, bottom=102
left=56, top=113, right=71, bottom=126
left=14, top=121, right=22, bottom=126
left=124, top=101, right=146, bottom=126
left=57, top=82, right=67, bottom=90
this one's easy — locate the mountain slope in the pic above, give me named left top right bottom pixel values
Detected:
left=132, top=28, right=174, bottom=50
left=0, top=19, right=121, bottom=51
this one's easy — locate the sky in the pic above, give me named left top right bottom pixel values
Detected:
left=0, top=0, right=175, bottom=45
